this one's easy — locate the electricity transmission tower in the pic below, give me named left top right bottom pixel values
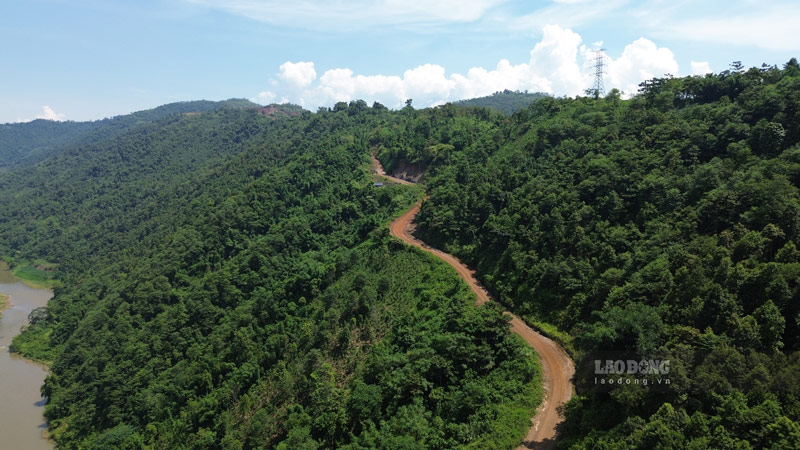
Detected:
left=591, top=49, right=606, bottom=99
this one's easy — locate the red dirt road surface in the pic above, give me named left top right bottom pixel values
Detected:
left=389, top=199, right=575, bottom=449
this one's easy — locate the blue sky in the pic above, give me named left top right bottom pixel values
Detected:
left=2, top=0, right=799, bottom=123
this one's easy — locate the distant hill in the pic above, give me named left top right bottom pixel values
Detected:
left=0, top=120, right=101, bottom=169
left=452, top=89, right=549, bottom=115
left=0, top=99, right=262, bottom=169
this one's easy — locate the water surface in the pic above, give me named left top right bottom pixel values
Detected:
left=0, top=263, right=53, bottom=449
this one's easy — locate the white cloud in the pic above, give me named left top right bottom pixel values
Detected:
left=529, top=24, right=587, bottom=95
left=253, top=25, right=681, bottom=109
left=254, top=90, right=277, bottom=104
left=308, top=69, right=406, bottom=107
left=318, top=68, right=358, bottom=102
left=253, top=90, right=291, bottom=106
left=605, top=38, right=679, bottom=96
left=279, top=61, right=317, bottom=88
left=690, top=61, right=712, bottom=76
left=403, top=64, right=456, bottom=104
left=35, top=106, right=66, bottom=121
left=186, top=0, right=505, bottom=30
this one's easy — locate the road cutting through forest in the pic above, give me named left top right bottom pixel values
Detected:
left=376, top=157, right=575, bottom=449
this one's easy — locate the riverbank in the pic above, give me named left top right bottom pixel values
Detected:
left=0, top=292, right=9, bottom=318
left=0, top=261, right=14, bottom=319
left=0, top=264, right=54, bottom=449
left=1, top=260, right=59, bottom=290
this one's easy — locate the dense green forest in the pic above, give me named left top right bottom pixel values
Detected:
left=5, top=59, right=800, bottom=449
left=451, top=90, right=549, bottom=115
left=0, top=119, right=100, bottom=168
left=375, top=60, right=800, bottom=448
left=1, top=102, right=539, bottom=448
left=0, top=100, right=262, bottom=169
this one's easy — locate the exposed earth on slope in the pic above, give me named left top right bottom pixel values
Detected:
left=370, top=154, right=422, bottom=184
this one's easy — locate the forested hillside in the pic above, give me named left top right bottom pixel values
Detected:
left=376, top=60, right=800, bottom=448
left=1, top=102, right=539, bottom=449
left=0, top=119, right=100, bottom=168
left=5, top=59, right=800, bottom=449
left=0, top=100, right=258, bottom=169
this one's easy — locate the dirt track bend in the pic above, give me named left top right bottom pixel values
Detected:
left=375, top=158, right=574, bottom=449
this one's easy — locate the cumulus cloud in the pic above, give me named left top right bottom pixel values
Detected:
left=690, top=61, right=712, bottom=76
left=253, top=90, right=290, bottom=105
left=279, top=61, right=317, bottom=88
left=529, top=24, right=587, bottom=94
left=254, top=90, right=277, bottom=104
left=253, top=25, right=681, bottom=109
left=35, top=106, right=66, bottom=121
left=605, top=38, right=679, bottom=96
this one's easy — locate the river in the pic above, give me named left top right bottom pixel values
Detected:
left=0, top=263, right=53, bottom=449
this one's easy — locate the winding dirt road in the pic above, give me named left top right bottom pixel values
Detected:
left=376, top=159, right=574, bottom=449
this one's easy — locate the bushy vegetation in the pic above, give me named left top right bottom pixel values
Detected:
left=13, top=264, right=57, bottom=288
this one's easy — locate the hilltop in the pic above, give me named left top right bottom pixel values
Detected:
left=451, top=89, right=549, bottom=115
left=0, top=99, right=299, bottom=169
